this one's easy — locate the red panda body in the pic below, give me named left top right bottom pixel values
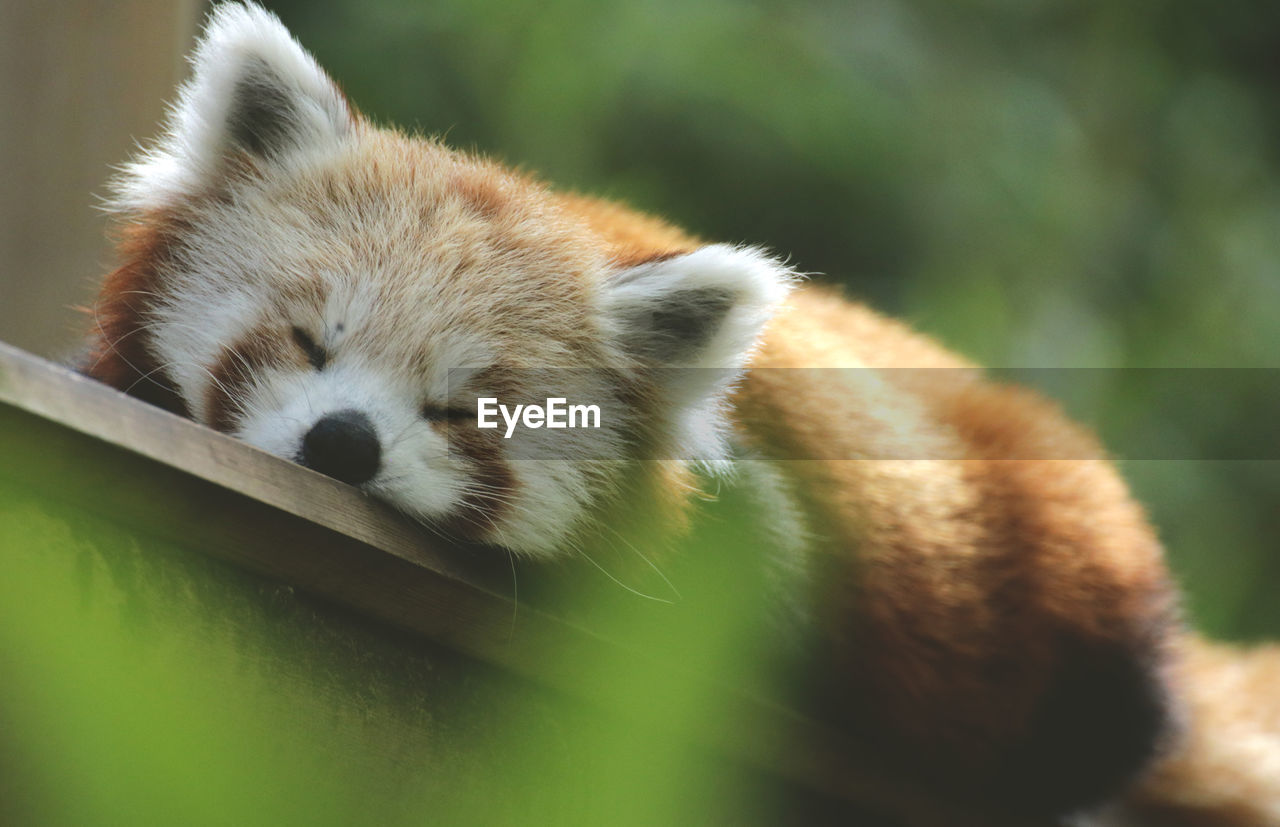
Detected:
left=81, top=4, right=1279, bottom=822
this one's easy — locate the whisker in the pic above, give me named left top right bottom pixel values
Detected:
left=601, top=523, right=682, bottom=603
left=575, top=545, right=674, bottom=604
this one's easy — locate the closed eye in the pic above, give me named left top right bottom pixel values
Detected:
left=421, top=403, right=472, bottom=422
left=291, top=326, right=328, bottom=370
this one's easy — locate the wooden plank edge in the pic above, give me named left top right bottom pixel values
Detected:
left=0, top=340, right=1051, bottom=825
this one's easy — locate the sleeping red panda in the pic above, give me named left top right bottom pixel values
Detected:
left=80, top=3, right=1279, bottom=822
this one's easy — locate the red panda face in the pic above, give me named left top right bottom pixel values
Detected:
left=86, top=3, right=793, bottom=557
left=138, top=132, right=634, bottom=556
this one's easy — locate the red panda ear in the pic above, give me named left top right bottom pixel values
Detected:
left=603, top=244, right=795, bottom=372
left=603, top=245, right=795, bottom=462
left=111, top=2, right=353, bottom=211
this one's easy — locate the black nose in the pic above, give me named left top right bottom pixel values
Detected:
left=300, top=409, right=381, bottom=486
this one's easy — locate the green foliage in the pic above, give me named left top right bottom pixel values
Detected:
left=0, top=482, right=793, bottom=826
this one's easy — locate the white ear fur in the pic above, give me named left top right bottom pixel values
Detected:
left=604, top=244, right=794, bottom=371
left=603, top=244, right=796, bottom=462
left=112, top=2, right=353, bottom=211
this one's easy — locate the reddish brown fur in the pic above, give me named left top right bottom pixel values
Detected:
left=439, top=423, right=516, bottom=539
left=554, top=192, right=700, bottom=267
left=90, top=152, right=1185, bottom=808
left=505, top=193, right=1186, bottom=809
left=80, top=214, right=190, bottom=414
left=205, top=324, right=292, bottom=433
left=724, top=292, right=1179, bottom=805
left=85, top=66, right=1268, bottom=811
left=543, top=186, right=1280, bottom=816
left=450, top=167, right=515, bottom=221
left=1117, top=636, right=1280, bottom=825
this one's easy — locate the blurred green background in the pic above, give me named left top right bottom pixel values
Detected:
left=257, top=0, right=1278, bottom=637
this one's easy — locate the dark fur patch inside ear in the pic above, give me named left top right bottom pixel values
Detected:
left=628, top=287, right=734, bottom=363
left=227, top=57, right=301, bottom=158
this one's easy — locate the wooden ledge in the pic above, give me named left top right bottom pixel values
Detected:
left=0, top=340, right=1052, bottom=827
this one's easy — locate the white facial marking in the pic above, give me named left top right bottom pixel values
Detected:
left=235, top=361, right=470, bottom=519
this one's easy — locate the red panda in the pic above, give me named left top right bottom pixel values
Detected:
left=79, top=3, right=1279, bottom=822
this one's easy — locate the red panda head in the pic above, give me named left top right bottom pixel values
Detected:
left=86, top=2, right=794, bottom=557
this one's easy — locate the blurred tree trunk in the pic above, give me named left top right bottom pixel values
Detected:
left=0, top=0, right=203, bottom=359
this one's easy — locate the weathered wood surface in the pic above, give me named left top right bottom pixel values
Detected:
left=0, top=341, right=1053, bottom=826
